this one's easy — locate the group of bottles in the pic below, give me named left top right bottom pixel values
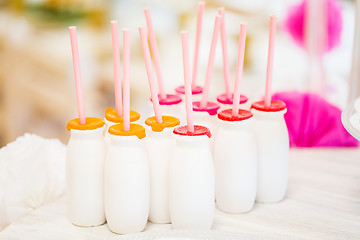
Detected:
left=66, top=98, right=289, bottom=234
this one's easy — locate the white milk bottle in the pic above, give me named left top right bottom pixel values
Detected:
left=169, top=125, right=214, bottom=230
left=144, top=116, right=180, bottom=224
left=214, top=109, right=257, bottom=213
left=104, top=123, right=149, bottom=234
left=251, top=100, right=289, bottom=203
left=66, top=117, right=106, bottom=227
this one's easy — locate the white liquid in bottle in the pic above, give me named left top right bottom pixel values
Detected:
left=145, top=127, right=174, bottom=223
left=104, top=124, right=149, bottom=234
left=251, top=101, right=289, bottom=203
left=144, top=116, right=180, bottom=224
left=66, top=123, right=106, bottom=227
left=169, top=126, right=214, bottom=230
left=214, top=109, right=257, bottom=213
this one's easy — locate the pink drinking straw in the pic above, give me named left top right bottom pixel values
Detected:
left=123, top=29, right=130, bottom=131
left=191, top=2, right=205, bottom=88
left=139, top=26, right=163, bottom=124
left=144, top=8, right=167, bottom=100
left=111, top=20, right=123, bottom=117
left=264, top=15, right=277, bottom=108
left=181, top=31, right=194, bottom=132
left=316, top=0, right=327, bottom=94
left=69, top=26, right=86, bottom=125
left=218, top=8, right=232, bottom=99
left=232, top=23, right=247, bottom=116
left=200, top=15, right=223, bottom=109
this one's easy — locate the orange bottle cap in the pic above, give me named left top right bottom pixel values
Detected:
left=108, top=123, right=146, bottom=139
left=67, top=117, right=105, bottom=131
left=145, top=116, right=180, bottom=132
left=105, top=107, right=140, bottom=123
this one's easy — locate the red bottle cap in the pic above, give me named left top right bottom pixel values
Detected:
left=175, top=85, right=203, bottom=95
left=216, top=93, right=248, bottom=105
left=152, top=94, right=182, bottom=105
left=193, top=101, right=220, bottom=116
left=218, top=109, right=253, bottom=122
left=251, top=100, right=286, bottom=112
left=173, top=125, right=211, bottom=138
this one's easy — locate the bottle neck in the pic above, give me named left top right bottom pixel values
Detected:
left=109, top=134, right=142, bottom=145
left=174, top=134, right=210, bottom=147
left=251, top=108, right=287, bottom=120
left=70, top=126, right=105, bottom=139
left=217, top=116, right=253, bottom=129
left=146, top=126, right=174, bottom=138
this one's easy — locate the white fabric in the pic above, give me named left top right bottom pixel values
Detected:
left=0, top=134, right=66, bottom=231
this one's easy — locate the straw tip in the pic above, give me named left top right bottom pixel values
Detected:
left=199, top=1, right=205, bottom=6
left=111, top=20, right=118, bottom=24
left=270, top=15, right=277, bottom=19
left=69, top=26, right=76, bottom=30
left=218, top=7, right=225, bottom=12
left=123, top=28, right=130, bottom=32
left=144, top=7, right=149, bottom=12
left=241, top=22, right=248, bottom=26
left=180, top=30, right=188, bottom=34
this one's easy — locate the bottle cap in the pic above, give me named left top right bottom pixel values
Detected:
left=173, top=125, right=211, bottom=138
left=192, top=101, right=220, bottom=116
left=108, top=123, right=146, bottom=139
left=151, top=94, right=182, bottom=106
left=218, top=109, right=253, bottom=122
left=251, top=100, right=286, bottom=112
left=67, top=117, right=105, bottom=131
left=216, top=93, right=248, bottom=105
left=145, top=116, right=180, bottom=132
left=105, top=107, right=140, bottom=123
left=175, top=85, right=203, bottom=95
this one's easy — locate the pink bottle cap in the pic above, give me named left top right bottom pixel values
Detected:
left=173, top=125, right=211, bottom=138
left=150, top=94, right=182, bottom=106
left=216, top=93, right=248, bottom=105
left=251, top=100, right=286, bottom=112
left=193, top=101, right=220, bottom=116
left=175, top=85, right=203, bottom=95
left=218, top=109, right=253, bottom=122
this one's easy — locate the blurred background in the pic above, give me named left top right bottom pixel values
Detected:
left=0, top=0, right=356, bottom=146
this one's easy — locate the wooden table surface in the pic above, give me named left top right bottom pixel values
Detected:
left=1, top=148, right=360, bottom=240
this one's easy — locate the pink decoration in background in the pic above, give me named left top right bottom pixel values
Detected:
left=123, top=29, right=130, bottom=131
left=144, top=8, right=167, bottom=100
left=218, top=8, right=232, bottom=100
left=139, top=26, right=163, bottom=124
left=284, top=0, right=343, bottom=52
left=272, top=91, right=359, bottom=147
left=111, top=21, right=123, bottom=117
left=69, top=26, right=86, bottom=125
left=232, top=23, right=247, bottom=116
left=181, top=31, right=194, bottom=133
left=200, top=15, right=222, bottom=109
left=265, top=15, right=277, bottom=108
left=192, top=2, right=205, bottom=88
